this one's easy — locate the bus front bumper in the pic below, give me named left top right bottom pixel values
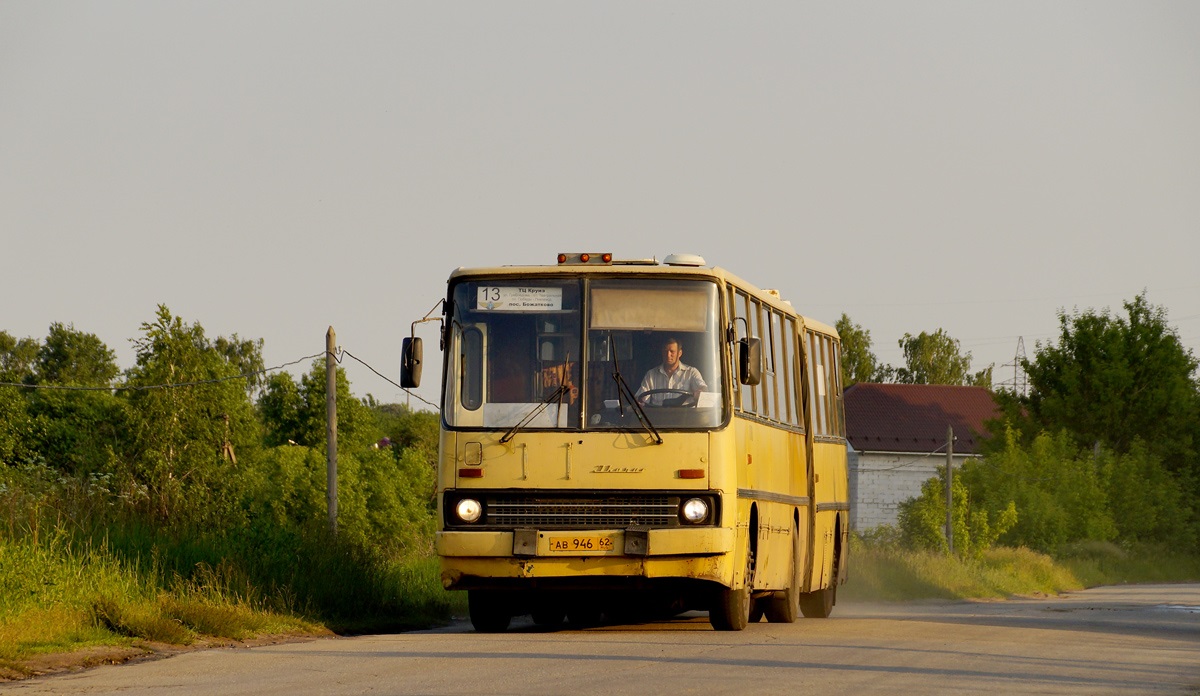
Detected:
left=437, top=526, right=733, bottom=558
left=437, top=527, right=734, bottom=589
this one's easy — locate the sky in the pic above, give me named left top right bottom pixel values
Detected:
left=2, top=1, right=1198, bottom=409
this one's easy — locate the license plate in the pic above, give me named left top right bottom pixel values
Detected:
left=544, top=533, right=617, bottom=554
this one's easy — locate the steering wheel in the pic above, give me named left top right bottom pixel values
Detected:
left=637, top=389, right=698, bottom=408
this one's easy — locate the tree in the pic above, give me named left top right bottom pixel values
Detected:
left=35, top=323, right=119, bottom=386
left=259, top=372, right=305, bottom=447
left=1022, top=292, right=1200, bottom=473
left=0, top=331, right=39, bottom=463
left=0, top=331, right=40, bottom=384
left=124, top=305, right=259, bottom=523
left=891, top=329, right=992, bottom=387
left=835, top=314, right=881, bottom=387
left=258, top=362, right=378, bottom=452
left=0, top=383, right=32, bottom=464
left=215, top=334, right=266, bottom=396
left=19, top=324, right=128, bottom=474
left=296, top=361, right=376, bottom=451
left=897, top=473, right=1016, bottom=558
left=962, top=428, right=1114, bottom=552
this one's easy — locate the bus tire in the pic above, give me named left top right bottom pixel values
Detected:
left=764, top=520, right=801, bottom=623
left=710, top=550, right=753, bottom=631
left=468, top=590, right=511, bottom=633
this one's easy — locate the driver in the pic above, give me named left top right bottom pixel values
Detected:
left=637, top=337, right=707, bottom=406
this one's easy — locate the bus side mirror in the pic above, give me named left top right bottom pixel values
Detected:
left=739, top=337, right=762, bottom=386
left=401, top=337, right=422, bottom=388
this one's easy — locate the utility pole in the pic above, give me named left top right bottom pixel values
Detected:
left=326, top=326, right=338, bottom=535
left=945, top=425, right=954, bottom=555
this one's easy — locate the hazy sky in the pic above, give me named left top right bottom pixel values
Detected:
left=3, top=2, right=1198, bottom=407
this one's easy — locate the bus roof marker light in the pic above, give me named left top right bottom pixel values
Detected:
left=556, top=253, right=614, bottom=265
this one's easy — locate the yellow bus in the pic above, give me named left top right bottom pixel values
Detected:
left=401, top=253, right=849, bottom=631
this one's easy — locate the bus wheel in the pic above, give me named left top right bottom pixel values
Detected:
left=468, top=590, right=511, bottom=632
left=765, top=521, right=801, bottom=623
left=710, top=550, right=753, bottom=631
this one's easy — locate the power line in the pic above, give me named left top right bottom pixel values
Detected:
left=2, top=344, right=439, bottom=411
left=0, top=352, right=326, bottom=392
left=856, top=440, right=951, bottom=472
left=340, top=349, right=438, bottom=409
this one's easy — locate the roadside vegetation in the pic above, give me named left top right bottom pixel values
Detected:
left=3, top=292, right=1199, bottom=678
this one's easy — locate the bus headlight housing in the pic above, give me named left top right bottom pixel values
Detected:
left=680, top=497, right=710, bottom=524
left=455, top=498, right=483, bottom=524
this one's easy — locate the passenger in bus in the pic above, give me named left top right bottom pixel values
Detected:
left=637, top=337, right=707, bottom=406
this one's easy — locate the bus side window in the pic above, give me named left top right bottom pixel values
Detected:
left=461, top=327, right=483, bottom=411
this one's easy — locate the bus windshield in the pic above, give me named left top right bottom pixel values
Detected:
left=444, top=277, right=725, bottom=431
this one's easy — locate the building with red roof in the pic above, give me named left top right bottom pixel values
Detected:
left=845, top=383, right=1002, bottom=530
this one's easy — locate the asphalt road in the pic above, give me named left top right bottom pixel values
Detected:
left=6, top=584, right=1199, bottom=695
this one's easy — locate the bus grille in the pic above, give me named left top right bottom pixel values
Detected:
left=491, top=495, right=675, bottom=528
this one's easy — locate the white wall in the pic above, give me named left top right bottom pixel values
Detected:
left=848, top=448, right=978, bottom=531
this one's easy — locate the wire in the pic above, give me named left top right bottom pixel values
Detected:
left=855, top=440, right=951, bottom=472
left=0, top=352, right=326, bottom=392
left=2, top=345, right=440, bottom=411
left=339, top=349, right=438, bottom=409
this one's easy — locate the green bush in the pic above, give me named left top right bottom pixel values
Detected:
left=896, top=474, right=1016, bottom=559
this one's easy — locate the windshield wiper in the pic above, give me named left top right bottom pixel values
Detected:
left=610, top=346, right=662, bottom=445
left=499, top=383, right=569, bottom=444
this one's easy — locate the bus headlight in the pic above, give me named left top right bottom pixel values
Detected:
left=455, top=498, right=483, bottom=524
left=681, top=498, right=710, bottom=524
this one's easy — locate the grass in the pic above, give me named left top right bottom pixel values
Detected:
left=3, top=513, right=1197, bottom=680
left=839, top=535, right=1199, bottom=604
left=0, top=528, right=326, bottom=677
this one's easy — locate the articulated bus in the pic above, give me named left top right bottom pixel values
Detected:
left=401, top=253, right=849, bottom=631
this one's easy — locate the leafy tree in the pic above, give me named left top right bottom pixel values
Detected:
left=1, top=333, right=39, bottom=464
left=1022, top=292, right=1200, bottom=473
left=216, top=334, right=266, bottom=396
left=259, top=372, right=306, bottom=447
left=371, top=403, right=439, bottom=456
left=258, top=362, right=378, bottom=451
left=0, top=385, right=33, bottom=465
left=34, top=323, right=119, bottom=387
left=123, top=305, right=259, bottom=523
left=0, top=331, right=39, bottom=384
left=1101, top=442, right=1191, bottom=545
left=960, top=428, right=1114, bottom=552
left=897, top=473, right=1016, bottom=558
left=891, top=329, right=992, bottom=387
left=298, top=361, right=378, bottom=451
left=835, top=314, right=881, bottom=387
left=17, top=324, right=127, bottom=475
